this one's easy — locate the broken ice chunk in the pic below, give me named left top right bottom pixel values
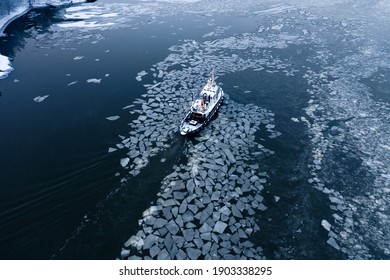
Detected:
left=143, top=234, right=158, bottom=250
left=176, top=249, right=187, bottom=260
left=87, top=78, right=102, bottom=83
left=67, top=81, right=78, bottom=86
left=33, top=95, right=50, bottom=102
left=223, top=149, right=236, bottom=164
left=124, top=235, right=144, bottom=249
left=213, top=221, right=227, bottom=234
left=186, top=248, right=201, bottom=260
left=321, top=219, right=331, bottom=231
left=121, top=249, right=130, bottom=258
left=123, top=105, right=134, bottom=110
left=120, top=158, right=130, bottom=167
left=136, top=70, right=148, bottom=81
left=106, top=115, right=120, bottom=121
left=327, top=237, right=340, bottom=250
left=149, top=245, right=160, bottom=258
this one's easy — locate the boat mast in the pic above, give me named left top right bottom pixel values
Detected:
left=210, top=69, right=216, bottom=86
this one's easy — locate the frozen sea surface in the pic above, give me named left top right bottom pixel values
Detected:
left=0, top=0, right=389, bottom=260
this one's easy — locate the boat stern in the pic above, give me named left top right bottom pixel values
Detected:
left=179, top=120, right=201, bottom=136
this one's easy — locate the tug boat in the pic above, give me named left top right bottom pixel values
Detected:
left=180, top=72, right=224, bottom=136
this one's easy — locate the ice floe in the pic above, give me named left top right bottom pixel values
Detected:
left=106, top=116, right=120, bottom=121
left=33, top=95, right=50, bottom=103
left=57, top=21, right=115, bottom=29
left=300, top=8, right=390, bottom=259
left=86, top=78, right=102, bottom=84
left=321, top=219, right=331, bottom=231
left=120, top=158, right=130, bottom=168
left=135, top=70, right=148, bottom=82
left=67, top=81, right=78, bottom=86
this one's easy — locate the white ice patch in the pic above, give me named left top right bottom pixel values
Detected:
left=67, top=81, right=78, bottom=86
left=122, top=105, right=134, bottom=110
left=87, top=78, right=102, bottom=84
left=120, top=158, right=130, bottom=167
left=57, top=21, right=115, bottom=29
left=253, top=4, right=295, bottom=15
left=321, top=219, right=331, bottom=231
left=300, top=8, right=390, bottom=259
left=0, top=54, right=14, bottom=79
left=65, top=12, right=119, bottom=20
left=73, top=56, right=84, bottom=60
left=106, top=116, right=120, bottom=121
left=135, top=70, right=148, bottom=81
left=271, top=24, right=284, bottom=31
left=33, top=95, right=50, bottom=103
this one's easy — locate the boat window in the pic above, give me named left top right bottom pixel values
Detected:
left=191, top=112, right=204, bottom=120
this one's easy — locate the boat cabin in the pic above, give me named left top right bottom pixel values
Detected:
left=190, top=77, right=222, bottom=115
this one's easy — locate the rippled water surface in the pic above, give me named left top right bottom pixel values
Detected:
left=0, top=0, right=389, bottom=260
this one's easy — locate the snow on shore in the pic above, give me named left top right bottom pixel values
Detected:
left=0, top=53, right=13, bottom=79
left=0, top=5, right=30, bottom=37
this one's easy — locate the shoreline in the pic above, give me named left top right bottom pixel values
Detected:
left=0, top=6, right=32, bottom=79
left=0, top=0, right=88, bottom=79
left=0, top=6, right=31, bottom=37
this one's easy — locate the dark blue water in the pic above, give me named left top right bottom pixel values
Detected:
left=0, top=0, right=389, bottom=260
left=0, top=4, right=173, bottom=259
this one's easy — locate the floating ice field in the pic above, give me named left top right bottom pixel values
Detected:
left=112, top=2, right=389, bottom=259
left=2, top=0, right=389, bottom=259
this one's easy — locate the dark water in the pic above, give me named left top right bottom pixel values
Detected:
left=0, top=0, right=389, bottom=260
left=0, top=4, right=168, bottom=259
